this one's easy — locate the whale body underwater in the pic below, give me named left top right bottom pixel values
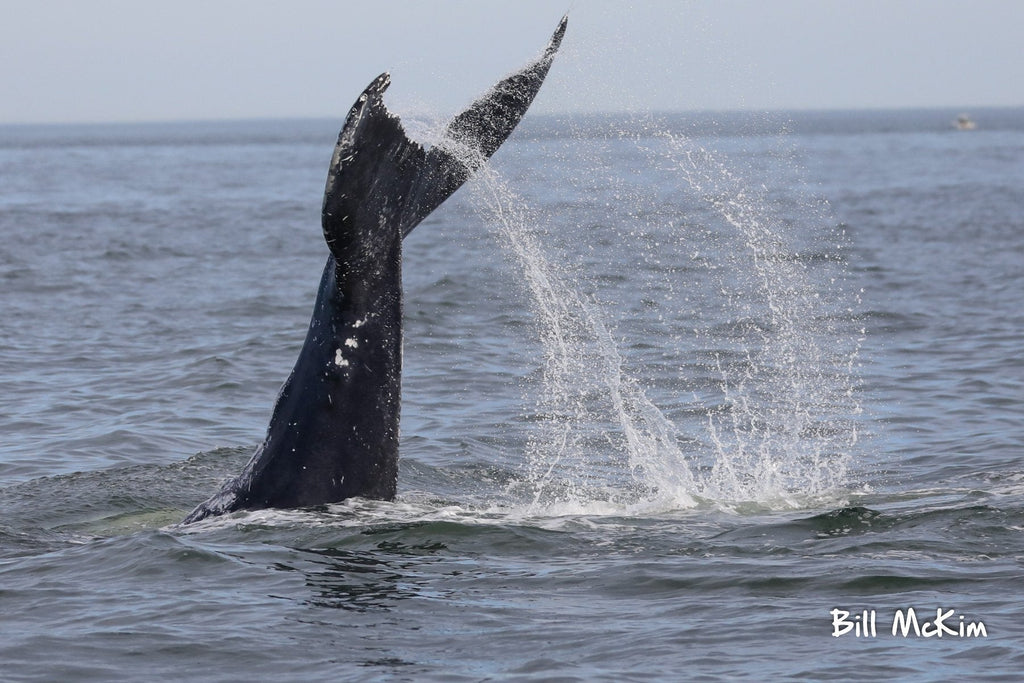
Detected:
left=183, top=18, right=567, bottom=523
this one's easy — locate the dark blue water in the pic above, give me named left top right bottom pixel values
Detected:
left=1, top=108, right=1022, bottom=680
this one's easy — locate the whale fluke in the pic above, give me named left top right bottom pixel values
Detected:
left=183, top=17, right=566, bottom=524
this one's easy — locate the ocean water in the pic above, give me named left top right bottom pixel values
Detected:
left=1, top=107, right=1022, bottom=680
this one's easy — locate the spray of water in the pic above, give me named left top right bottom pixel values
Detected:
left=465, top=163, right=697, bottom=514
left=648, top=130, right=863, bottom=505
left=432, top=108, right=862, bottom=514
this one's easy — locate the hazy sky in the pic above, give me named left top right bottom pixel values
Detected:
left=3, top=0, right=1021, bottom=124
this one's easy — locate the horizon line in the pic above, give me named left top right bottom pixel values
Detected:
left=2, top=103, right=1022, bottom=129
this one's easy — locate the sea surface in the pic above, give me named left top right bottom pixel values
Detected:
left=1, top=107, right=1022, bottom=680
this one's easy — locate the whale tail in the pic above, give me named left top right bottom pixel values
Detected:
left=320, top=16, right=567, bottom=266
left=182, top=17, right=566, bottom=525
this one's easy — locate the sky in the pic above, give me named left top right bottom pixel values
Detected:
left=2, top=0, right=1022, bottom=125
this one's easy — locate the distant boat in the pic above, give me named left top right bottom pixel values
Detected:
left=955, top=114, right=977, bottom=130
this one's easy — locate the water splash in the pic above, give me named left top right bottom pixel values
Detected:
left=445, top=114, right=862, bottom=513
left=645, top=129, right=863, bottom=504
left=467, top=163, right=697, bottom=513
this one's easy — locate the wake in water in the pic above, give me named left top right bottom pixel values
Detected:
left=462, top=119, right=863, bottom=514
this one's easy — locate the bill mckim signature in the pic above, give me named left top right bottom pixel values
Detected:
left=831, top=608, right=988, bottom=638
